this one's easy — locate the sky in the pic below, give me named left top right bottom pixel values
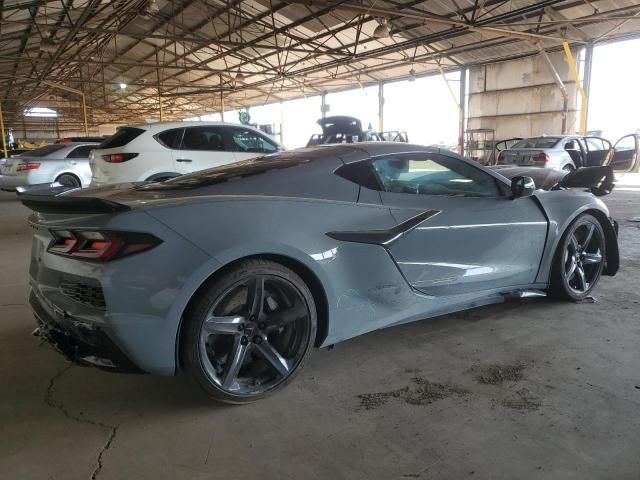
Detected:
left=587, top=37, right=640, bottom=140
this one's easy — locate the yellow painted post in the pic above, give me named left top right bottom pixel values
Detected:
left=158, top=89, right=164, bottom=121
left=0, top=102, right=8, bottom=158
left=562, top=41, right=588, bottom=135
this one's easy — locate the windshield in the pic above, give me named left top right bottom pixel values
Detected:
left=17, top=144, right=67, bottom=157
left=511, top=137, right=560, bottom=149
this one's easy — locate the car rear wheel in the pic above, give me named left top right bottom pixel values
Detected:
left=181, top=259, right=317, bottom=404
left=55, top=173, right=81, bottom=188
left=550, top=214, right=605, bottom=301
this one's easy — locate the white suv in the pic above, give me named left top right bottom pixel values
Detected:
left=90, top=121, right=283, bottom=186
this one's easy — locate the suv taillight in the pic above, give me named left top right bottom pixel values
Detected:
left=17, top=162, right=41, bottom=171
left=102, top=153, right=138, bottom=163
left=48, top=230, right=161, bottom=261
left=533, top=152, right=549, bottom=163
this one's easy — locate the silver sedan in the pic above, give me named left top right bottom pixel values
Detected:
left=0, top=142, right=98, bottom=191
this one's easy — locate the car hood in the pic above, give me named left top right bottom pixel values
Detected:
left=490, top=165, right=614, bottom=196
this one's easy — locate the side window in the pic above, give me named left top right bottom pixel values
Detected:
left=66, top=145, right=95, bottom=159
left=155, top=128, right=183, bottom=149
left=335, top=161, right=382, bottom=191
left=182, top=127, right=225, bottom=151
left=371, top=154, right=501, bottom=198
left=230, top=128, right=277, bottom=153
left=564, top=139, right=578, bottom=150
left=586, top=138, right=605, bottom=151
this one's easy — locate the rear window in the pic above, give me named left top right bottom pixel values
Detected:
left=98, top=127, right=145, bottom=149
left=511, top=137, right=560, bottom=149
left=20, top=144, right=67, bottom=157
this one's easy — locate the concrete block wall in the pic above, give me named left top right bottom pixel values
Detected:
left=467, top=50, right=580, bottom=144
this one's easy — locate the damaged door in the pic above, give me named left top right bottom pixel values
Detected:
left=369, top=152, right=548, bottom=296
left=605, top=134, right=639, bottom=173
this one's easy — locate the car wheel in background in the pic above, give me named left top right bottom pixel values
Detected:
left=55, top=173, right=81, bottom=188
left=549, top=213, right=605, bottom=301
left=181, top=259, right=317, bottom=404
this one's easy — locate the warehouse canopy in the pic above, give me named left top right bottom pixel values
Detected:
left=1, top=0, right=640, bottom=129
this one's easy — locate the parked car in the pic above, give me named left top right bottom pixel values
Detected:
left=0, top=142, right=98, bottom=191
left=306, top=116, right=408, bottom=146
left=496, top=133, right=639, bottom=172
left=23, top=143, right=621, bottom=404
left=90, top=121, right=284, bottom=186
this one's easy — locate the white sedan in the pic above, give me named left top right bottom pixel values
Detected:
left=0, top=142, right=98, bottom=191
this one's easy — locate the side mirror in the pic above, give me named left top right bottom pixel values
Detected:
left=511, top=176, right=536, bottom=198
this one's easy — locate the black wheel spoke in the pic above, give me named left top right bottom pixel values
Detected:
left=265, top=302, right=307, bottom=332
left=203, top=315, right=244, bottom=336
left=247, top=277, right=265, bottom=320
left=254, top=340, right=290, bottom=377
left=582, top=224, right=595, bottom=250
left=582, top=251, right=602, bottom=265
left=221, top=337, right=249, bottom=389
left=575, top=265, right=588, bottom=292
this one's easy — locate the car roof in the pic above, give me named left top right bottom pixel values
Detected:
left=122, top=121, right=273, bottom=135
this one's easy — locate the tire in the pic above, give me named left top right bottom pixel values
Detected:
left=181, top=259, right=317, bottom=404
left=55, top=173, right=81, bottom=188
left=549, top=213, right=606, bottom=301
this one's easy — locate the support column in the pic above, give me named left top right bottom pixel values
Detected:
left=0, top=103, right=7, bottom=158
left=582, top=43, right=594, bottom=132
left=458, top=67, right=467, bottom=155
left=378, top=82, right=384, bottom=132
left=562, top=41, right=587, bottom=135
left=156, top=50, right=164, bottom=121
left=219, top=74, right=225, bottom=122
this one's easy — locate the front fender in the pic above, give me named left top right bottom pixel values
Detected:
left=533, top=190, right=617, bottom=282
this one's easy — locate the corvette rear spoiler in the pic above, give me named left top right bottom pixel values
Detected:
left=19, top=192, right=131, bottom=214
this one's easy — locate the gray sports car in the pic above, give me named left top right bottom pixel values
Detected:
left=22, top=143, right=620, bottom=403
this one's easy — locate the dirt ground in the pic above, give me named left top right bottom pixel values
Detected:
left=1, top=180, right=639, bottom=479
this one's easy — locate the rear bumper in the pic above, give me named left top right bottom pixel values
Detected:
left=30, top=289, right=143, bottom=372
left=0, top=173, right=50, bottom=189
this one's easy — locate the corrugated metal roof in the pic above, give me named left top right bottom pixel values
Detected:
left=1, top=0, right=639, bottom=130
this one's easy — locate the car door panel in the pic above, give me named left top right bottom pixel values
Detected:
left=368, top=152, right=548, bottom=296
left=606, top=134, right=639, bottom=172
left=584, top=136, right=612, bottom=167
left=385, top=195, right=548, bottom=295
left=175, top=126, right=234, bottom=174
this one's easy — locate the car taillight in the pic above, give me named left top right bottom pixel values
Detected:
left=48, top=230, right=161, bottom=261
left=16, top=162, right=41, bottom=171
left=102, top=153, right=138, bottom=163
left=497, top=152, right=505, bottom=163
left=533, top=152, right=549, bottom=163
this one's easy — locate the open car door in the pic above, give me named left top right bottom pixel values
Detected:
left=605, top=134, right=639, bottom=173
left=584, top=136, right=612, bottom=167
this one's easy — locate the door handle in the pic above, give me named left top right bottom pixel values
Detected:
left=176, top=158, right=192, bottom=162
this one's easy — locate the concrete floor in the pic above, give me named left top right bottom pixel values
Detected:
left=1, top=185, right=639, bottom=480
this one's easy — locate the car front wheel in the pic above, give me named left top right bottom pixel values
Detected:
left=550, top=213, right=605, bottom=301
left=181, top=259, right=317, bottom=404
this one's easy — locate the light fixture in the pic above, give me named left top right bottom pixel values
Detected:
left=119, top=82, right=127, bottom=89
left=373, top=19, right=391, bottom=39
left=408, top=68, right=416, bottom=82
left=145, top=0, right=159, bottom=14
left=235, top=72, right=244, bottom=83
